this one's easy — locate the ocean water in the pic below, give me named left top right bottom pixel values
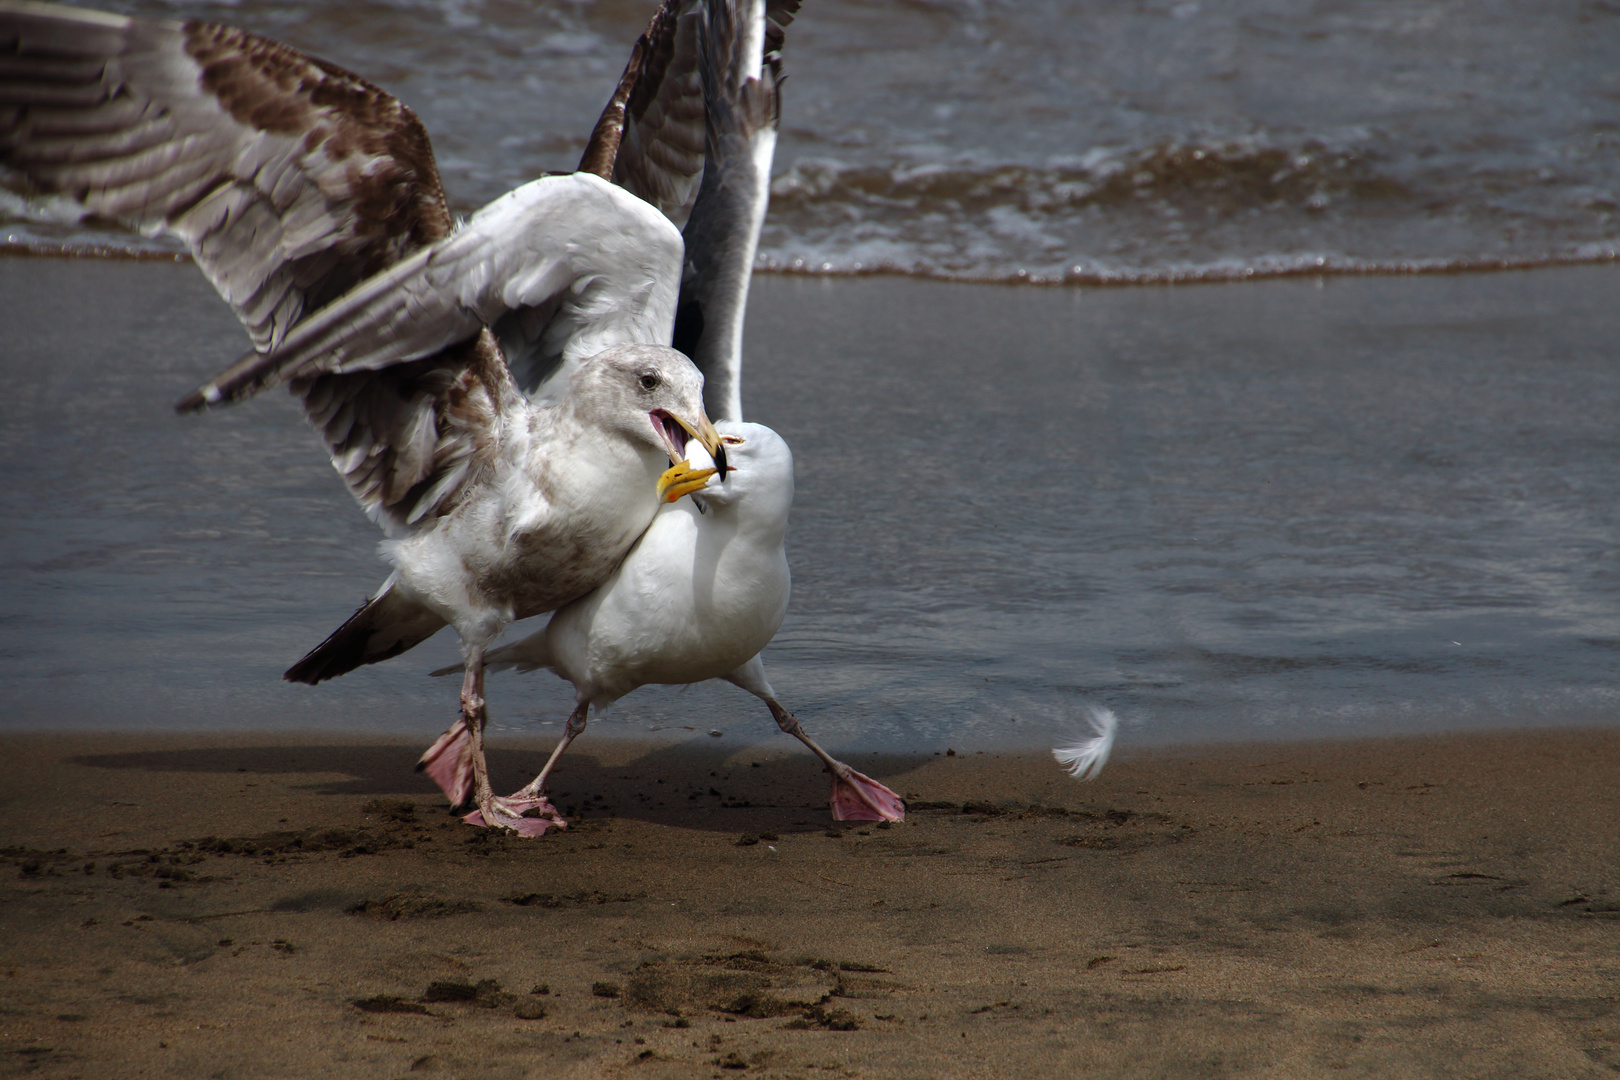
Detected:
left=2, top=0, right=1618, bottom=751
left=5, top=0, right=1620, bottom=282
left=2, top=258, right=1617, bottom=751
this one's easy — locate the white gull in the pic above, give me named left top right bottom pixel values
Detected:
left=425, top=422, right=906, bottom=834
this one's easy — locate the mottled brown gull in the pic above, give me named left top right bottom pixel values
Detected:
left=0, top=0, right=828, bottom=829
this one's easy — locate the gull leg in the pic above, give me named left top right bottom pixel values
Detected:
left=507, top=700, right=590, bottom=802
left=463, top=700, right=586, bottom=836
left=449, top=651, right=553, bottom=836
left=458, top=653, right=506, bottom=828
left=766, top=699, right=904, bottom=823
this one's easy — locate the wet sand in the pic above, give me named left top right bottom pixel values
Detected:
left=2, top=729, right=1616, bottom=1078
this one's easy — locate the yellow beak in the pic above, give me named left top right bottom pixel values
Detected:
left=657, top=411, right=728, bottom=482
left=657, top=461, right=720, bottom=503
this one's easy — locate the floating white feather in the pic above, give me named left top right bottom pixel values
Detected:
left=1051, top=705, right=1118, bottom=781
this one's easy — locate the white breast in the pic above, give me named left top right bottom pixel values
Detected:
left=546, top=499, right=789, bottom=702
left=542, top=420, right=794, bottom=705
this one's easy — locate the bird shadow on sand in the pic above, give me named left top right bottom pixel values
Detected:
left=70, top=741, right=934, bottom=836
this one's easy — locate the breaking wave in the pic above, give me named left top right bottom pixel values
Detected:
left=7, top=135, right=1619, bottom=286
left=770, top=137, right=1401, bottom=220
left=755, top=135, right=1620, bottom=284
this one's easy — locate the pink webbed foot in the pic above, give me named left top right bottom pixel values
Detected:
left=829, top=768, right=905, bottom=822
left=463, top=794, right=568, bottom=837
left=417, top=719, right=475, bottom=807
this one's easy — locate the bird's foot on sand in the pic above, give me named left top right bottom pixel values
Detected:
left=417, top=718, right=475, bottom=806
left=463, top=794, right=568, bottom=837
left=829, top=767, right=905, bottom=822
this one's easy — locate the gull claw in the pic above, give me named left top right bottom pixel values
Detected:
left=463, top=794, right=568, bottom=837
left=830, top=769, right=905, bottom=822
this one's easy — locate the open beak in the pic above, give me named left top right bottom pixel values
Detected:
left=650, top=410, right=728, bottom=482
left=657, top=461, right=719, bottom=503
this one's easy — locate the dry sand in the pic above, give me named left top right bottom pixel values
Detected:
left=1, top=728, right=1617, bottom=1079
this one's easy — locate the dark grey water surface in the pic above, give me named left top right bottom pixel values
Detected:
left=6, top=0, right=1620, bottom=282
left=3, top=258, right=1616, bottom=749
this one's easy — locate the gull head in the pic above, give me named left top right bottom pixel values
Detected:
left=657, top=421, right=794, bottom=517
left=575, top=344, right=726, bottom=479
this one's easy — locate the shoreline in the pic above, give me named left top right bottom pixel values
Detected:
left=5, top=240, right=1620, bottom=288
left=3, top=727, right=1616, bottom=1077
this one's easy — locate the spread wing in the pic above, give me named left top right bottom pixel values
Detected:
left=581, top=0, right=798, bottom=224
left=578, top=0, right=799, bottom=421
left=0, top=0, right=453, bottom=353
left=671, top=0, right=794, bottom=421
left=179, top=174, right=683, bottom=420
left=1, top=5, right=684, bottom=535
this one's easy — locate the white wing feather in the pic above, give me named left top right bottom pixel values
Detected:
left=184, top=173, right=684, bottom=407
left=1052, top=705, right=1119, bottom=782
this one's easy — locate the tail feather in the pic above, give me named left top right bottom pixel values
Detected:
left=285, top=581, right=447, bottom=684
left=428, top=627, right=552, bottom=678
left=484, top=629, right=554, bottom=675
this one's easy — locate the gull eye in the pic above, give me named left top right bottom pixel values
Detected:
left=722, top=436, right=744, bottom=446
left=638, top=372, right=661, bottom=391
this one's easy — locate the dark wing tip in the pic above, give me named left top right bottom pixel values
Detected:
left=765, top=0, right=801, bottom=60
left=175, top=347, right=282, bottom=413
left=578, top=35, right=644, bottom=179
left=175, top=371, right=247, bottom=413
left=767, top=0, right=803, bottom=26
left=174, top=386, right=214, bottom=414
left=283, top=635, right=358, bottom=685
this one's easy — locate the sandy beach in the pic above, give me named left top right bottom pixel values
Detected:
left=4, top=249, right=1619, bottom=1079
left=5, top=1, right=1620, bottom=1074
left=1, top=728, right=1615, bottom=1078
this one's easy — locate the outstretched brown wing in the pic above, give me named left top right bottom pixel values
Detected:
left=0, top=1, right=452, bottom=352
left=577, top=0, right=801, bottom=420
left=580, top=0, right=799, bottom=221
left=0, top=2, right=503, bottom=534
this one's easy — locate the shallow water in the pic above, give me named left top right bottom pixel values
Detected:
left=5, top=0, right=1620, bottom=282
left=3, top=258, right=1617, bottom=750
left=4, top=0, right=1618, bottom=750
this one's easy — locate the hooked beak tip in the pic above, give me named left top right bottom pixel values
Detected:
left=693, top=415, right=727, bottom=483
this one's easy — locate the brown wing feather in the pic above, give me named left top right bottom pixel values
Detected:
left=0, top=2, right=491, bottom=531
left=0, top=3, right=452, bottom=351
left=293, top=329, right=515, bottom=535
left=592, top=0, right=708, bottom=218
left=578, top=33, right=644, bottom=181
left=583, top=0, right=801, bottom=221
